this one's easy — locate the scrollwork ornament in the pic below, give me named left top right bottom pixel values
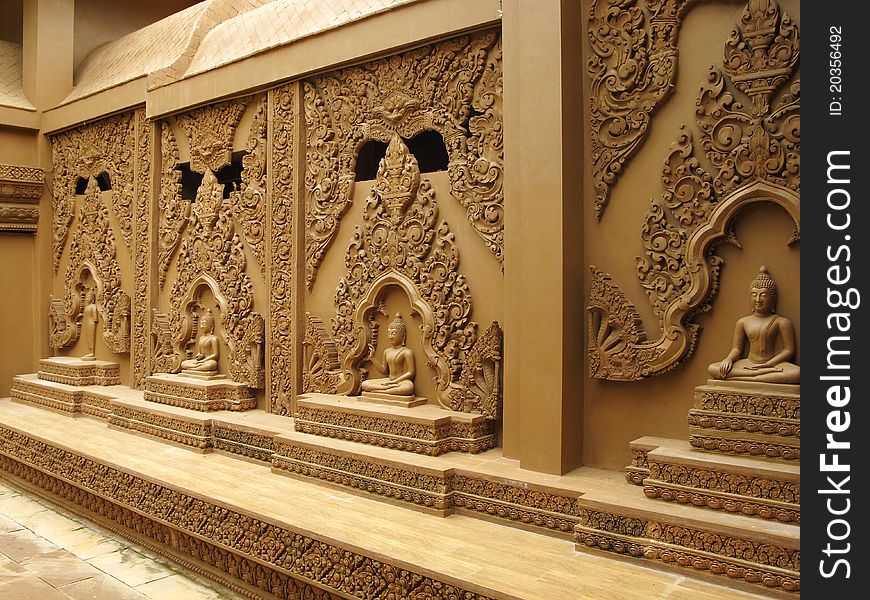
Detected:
left=177, top=98, right=248, bottom=173
left=303, top=31, right=503, bottom=288
left=587, top=0, right=800, bottom=380
left=230, top=96, right=267, bottom=276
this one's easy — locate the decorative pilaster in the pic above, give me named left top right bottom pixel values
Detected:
left=0, top=164, right=44, bottom=233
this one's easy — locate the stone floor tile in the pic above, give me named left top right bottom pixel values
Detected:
left=135, top=573, right=223, bottom=600
left=87, top=548, right=174, bottom=587
left=63, top=531, right=125, bottom=561
left=0, top=513, right=23, bottom=534
left=0, top=529, right=59, bottom=562
left=20, top=547, right=102, bottom=587
left=0, top=570, right=72, bottom=600
left=0, top=495, right=50, bottom=522
left=19, top=509, right=83, bottom=540
left=0, top=555, right=27, bottom=582
left=59, top=574, right=149, bottom=600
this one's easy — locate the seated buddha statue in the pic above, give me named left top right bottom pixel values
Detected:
left=180, top=310, right=221, bottom=376
left=361, top=313, right=416, bottom=397
left=707, top=266, right=800, bottom=384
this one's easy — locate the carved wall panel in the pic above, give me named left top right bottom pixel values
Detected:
left=164, top=170, right=264, bottom=388
left=157, top=122, right=188, bottom=288
left=132, top=109, right=153, bottom=388
left=301, top=313, right=344, bottom=395
left=587, top=0, right=800, bottom=380
left=49, top=179, right=130, bottom=353
left=176, top=98, right=248, bottom=173
left=0, top=164, right=43, bottom=233
left=303, top=30, right=503, bottom=289
left=587, top=0, right=697, bottom=217
left=49, top=113, right=136, bottom=271
left=326, top=135, right=502, bottom=417
left=268, top=83, right=300, bottom=415
left=230, top=97, right=267, bottom=276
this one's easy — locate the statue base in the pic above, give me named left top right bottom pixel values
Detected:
left=38, top=356, right=121, bottom=386
left=179, top=370, right=225, bottom=381
left=295, top=393, right=497, bottom=456
left=144, top=373, right=256, bottom=412
left=688, top=379, right=799, bottom=461
left=358, top=391, right=427, bottom=408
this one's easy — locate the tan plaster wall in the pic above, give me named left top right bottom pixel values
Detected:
left=580, top=0, right=801, bottom=470
left=0, top=1, right=23, bottom=44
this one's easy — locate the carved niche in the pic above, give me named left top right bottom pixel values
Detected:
left=49, top=178, right=130, bottom=353
left=160, top=169, right=265, bottom=388
left=587, top=0, right=800, bottom=380
left=306, top=135, right=503, bottom=417
left=303, top=30, right=503, bottom=289
left=50, top=113, right=136, bottom=271
left=0, top=164, right=43, bottom=233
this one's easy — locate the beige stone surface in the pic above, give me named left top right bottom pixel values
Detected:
left=0, top=41, right=33, bottom=110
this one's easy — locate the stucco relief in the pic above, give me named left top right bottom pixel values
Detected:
left=230, top=96, right=267, bottom=276
left=49, top=113, right=136, bottom=271
left=157, top=122, right=188, bottom=289
left=0, top=164, right=43, bottom=233
left=587, top=0, right=800, bottom=380
left=302, top=30, right=503, bottom=289
left=132, top=109, right=152, bottom=388
left=49, top=178, right=130, bottom=354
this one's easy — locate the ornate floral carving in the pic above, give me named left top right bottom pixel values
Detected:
left=453, top=321, right=503, bottom=417
left=302, top=313, right=344, bottom=394
left=303, top=30, right=503, bottom=288
left=51, top=178, right=130, bottom=353
left=332, top=135, right=487, bottom=413
left=132, top=109, right=152, bottom=387
left=0, top=163, right=44, bottom=233
left=230, top=97, right=267, bottom=276
left=157, top=122, right=188, bottom=288
left=150, top=310, right=175, bottom=374
left=587, top=0, right=697, bottom=216
left=268, top=83, right=299, bottom=415
left=588, top=0, right=800, bottom=379
left=176, top=98, right=248, bottom=173
left=164, top=169, right=265, bottom=388
left=49, top=113, right=136, bottom=269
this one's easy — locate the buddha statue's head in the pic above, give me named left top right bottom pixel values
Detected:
left=749, top=266, right=777, bottom=314
left=200, top=309, right=215, bottom=335
left=84, top=288, right=96, bottom=305
left=387, top=313, right=406, bottom=346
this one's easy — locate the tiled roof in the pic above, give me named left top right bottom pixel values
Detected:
left=0, top=41, right=34, bottom=110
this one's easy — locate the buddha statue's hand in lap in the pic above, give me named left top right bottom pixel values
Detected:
left=180, top=310, right=220, bottom=375
left=708, top=266, right=800, bottom=384
left=361, top=313, right=416, bottom=396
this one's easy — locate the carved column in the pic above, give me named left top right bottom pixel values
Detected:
left=132, top=109, right=153, bottom=388
left=502, top=0, right=584, bottom=473
left=267, top=82, right=304, bottom=415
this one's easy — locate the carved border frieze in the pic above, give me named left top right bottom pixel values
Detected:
left=574, top=508, right=799, bottom=591
left=0, top=428, right=500, bottom=600
left=267, top=83, right=300, bottom=415
left=688, top=434, right=799, bottom=461
left=0, top=163, right=44, bottom=232
left=587, top=0, right=800, bottom=379
left=303, top=30, right=503, bottom=289
left=133, top=109, right=153, bottom=387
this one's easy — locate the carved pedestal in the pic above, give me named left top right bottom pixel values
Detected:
left=295, top=394, right=497, bottom=456
left=144, top=373, right=256, bottom=412
left=358, top=391, right=427, bottom=408
left=688, top=380, right=799, bottom=462
left=38, top=357, right=121, bottom=386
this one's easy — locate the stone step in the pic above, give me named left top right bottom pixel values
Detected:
left=574, top=485, right=800, bottom=594
left=643, top=440, right=799, bottom=523
left=625, top=436, right=674, bottom=485
left=689, top=429, right=799, bottom=462
left=295, top=392, right=497, bottom=456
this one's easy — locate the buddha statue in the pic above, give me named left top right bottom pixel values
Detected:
left=81, top=289, right=98, bottom=361
left=707, top=266, right=800, bottom=384
left=361, top=313, right=416, bottom=397
left=180, top=310, right=221, bottom=376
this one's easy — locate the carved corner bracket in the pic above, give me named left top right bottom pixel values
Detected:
left=303, top=30, right=503, bottom=289
left=0, top=163, right=44, bottom=233
left=587, top=0, right=800, bottom=380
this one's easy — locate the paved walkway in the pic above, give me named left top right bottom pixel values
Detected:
left=0, top=479, right=245, bottom=600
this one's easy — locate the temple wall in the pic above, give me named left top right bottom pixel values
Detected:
left=580, top=0, right=800, bottom=469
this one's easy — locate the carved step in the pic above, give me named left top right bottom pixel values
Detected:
left=295, top=393, right=497, bottom=456
left=574, top=487, right=800, bottom=593
left=11, top=373, right=114, bottom=419
left=688, top=380, right=799, bottom=462
left=625, top=436, right=673, bottom=485
left=643, top=440, right=799, bottom=523
left=38, top=356, right=120, bottom=386
left=144, top=373, right=256, bottom=412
